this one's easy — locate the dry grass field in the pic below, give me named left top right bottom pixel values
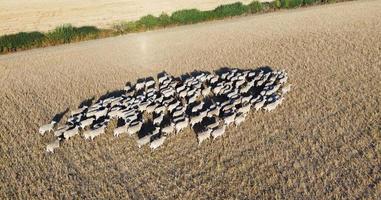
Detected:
left=0, top=0, right=380, bottom=199
left=0, top=0, right=256, bottom=35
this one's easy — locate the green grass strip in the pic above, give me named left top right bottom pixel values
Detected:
left=0, top=0, right=348, bottom=54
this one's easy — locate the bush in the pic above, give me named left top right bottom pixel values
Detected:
left=117, top=21, right=139, bottom=32
left=281, top=0, right=303, bottom=8
left=0, top=31, right=45, bottom=52
left=171, top=9, right=207, bottom=24
left=45, top=24, right=100, bottom=44
left=45, top=24, right=76, bottom=43
left=158, top=13, right=172, bottom=27
left=212, top=2, right=249, bottom=18
left=303, top=0, right=317, bottom=5
left=137, top=15, right=160, bottom=29
left=248, top=1, right=263, bottom=13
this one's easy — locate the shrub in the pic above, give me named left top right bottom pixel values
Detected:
left=248, top=1, right=263, bottom=13
left=75, top=26, right=100, bottom=39
left=303, top=0, right=317, bottom=5
left=137, top=15, right=160, bottom=29
left=281, top=0, right=303, bottom=8
left=45, top=24, right=76, bottom=43
left=0, top=31, right=45, bottom=52
left=212, top=2, right=249, bottom=18
left=158, top=13, right=172, bottom=27
left=118, top=21, right=139, bottom=32
left=274, top=0, right=282, bottom=8
left=171, top=9, right=207, bottom=24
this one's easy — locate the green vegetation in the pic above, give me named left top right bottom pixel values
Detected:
left=0, top=0, right=351, bottom=54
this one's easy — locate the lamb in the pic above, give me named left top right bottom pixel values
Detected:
left=175, top=118, right=189, bottom=133
left=191, top=101, right=204, bottom=113
left=211, top=125, right=226, bottom=139
left=172, top=106, right=186, bottom=118
left=127, top=120, right=142, bottom=135
left=39, top=121, right=56, bottom=135
left=235, top=79, right=246, bottom=88
left=253, top=98, right=266, bottom=111
left=281, top=84, right=291, bottom=94
left=223, top=112, right=236, bottom=126
left=201, top=86, right=211, bottom=97
left=83, top=126, right=106, bottom=140
left=70, top=106, right=88, bottom=117
left=46, top=139, right=60, bottom=153
left=63, top=126, right=79, bottom=139
left=240, top=84, right=252, bottom=94
left=168, top=100, right=180, bottom=113
left=207, top=117, right=220, bottom=129
left=79, top=117, right=95, bottom=129
left=114, top=125, right=128, bottom=137
left=234, top=113, right=246, bottom=126
left=263, top=97, right=284, bottom=112
left=187, top=94, right=197, bottom=104
left=153, top=113, right=164, bottom=126
left=137, top=134, right=152, bottom=148
left=146, top=79, right=156, bottom=88
left=54, top=125, right=69, bottom=137
left=237, top=103, right=251, bottom=114
left=241, top=95, right=252, bottom=104
left=210, top=76, right=219, bottom=84
left=146, top=102, right=158, bottom=113
left=190, top=114, right=204, bottom=127
left=197, top=128, right=212, bottom=144
left=154, top=104, right=166, bottom=114
left=150, top=136, right=166, bottom=150
left=207, top=105, right=220, bottom=117
left=135, top=82, right=146, bottom=91
left=161, top=123, right=175, bottom=135
left=265, top=84, right=281, bottom=96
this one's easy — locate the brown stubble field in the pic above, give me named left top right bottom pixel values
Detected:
left=0, top=0, right=380, bottom=199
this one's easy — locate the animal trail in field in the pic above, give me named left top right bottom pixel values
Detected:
left=40, top=67, right=291, bottom=152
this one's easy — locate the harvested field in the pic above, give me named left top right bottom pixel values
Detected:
left=0, top=0, right=255, bottom=35
left=1, top=0, right=380, bottom=199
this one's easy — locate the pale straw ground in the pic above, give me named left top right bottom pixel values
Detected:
left=0, top=0, right=380, bottom=199
left=0, top=0, right=258, bottom=35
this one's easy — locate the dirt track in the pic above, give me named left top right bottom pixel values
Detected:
left=0, top=0, right=255, bottom=35
left=0, top=0, right=380, bottom=199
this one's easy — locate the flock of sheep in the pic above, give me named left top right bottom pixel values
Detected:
left=39, top=68, right=291, bottom=153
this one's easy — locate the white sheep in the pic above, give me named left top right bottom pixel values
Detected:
left=161, top=123, right=175, bottom=135
left=168, top=101, right=180, bottom=113
left=137, top=135, right=152, bottom=148
left=234, top=113, right=246, bottom=126
left=83, top=126, right=106, bottom=140
left=190, top=114, right=204, bottom=127
left=150, top=136, right=166, bottom=150
left=175, top=118, right=189, bottom=133
left=263, top=97, right=283, bottom=112
left=211, top=125, right=226, bottom=139
left=197, top=129, right=212, bottom=144
left=253, top=98, right=266, bottom=111
left=237, top=103, right=251, bottom=114
left=39, top=121, right=56, bottom=135
left=114, top=125, right=128, bottom=137
left=79, top=118, right=95, bottom=129
left=63, top=126, right=79, bottom=140
left=223, top=112, right=236, bottom=126
left=127, top=121, right=142, bottom=135
left=281, top=84, right=292, bottom=94
left=46, top=139, right=60, bottom=153
left=153, top=113, right=164, bottom=126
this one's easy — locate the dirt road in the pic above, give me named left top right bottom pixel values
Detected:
left=0, top=0, right=380, bottom=198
